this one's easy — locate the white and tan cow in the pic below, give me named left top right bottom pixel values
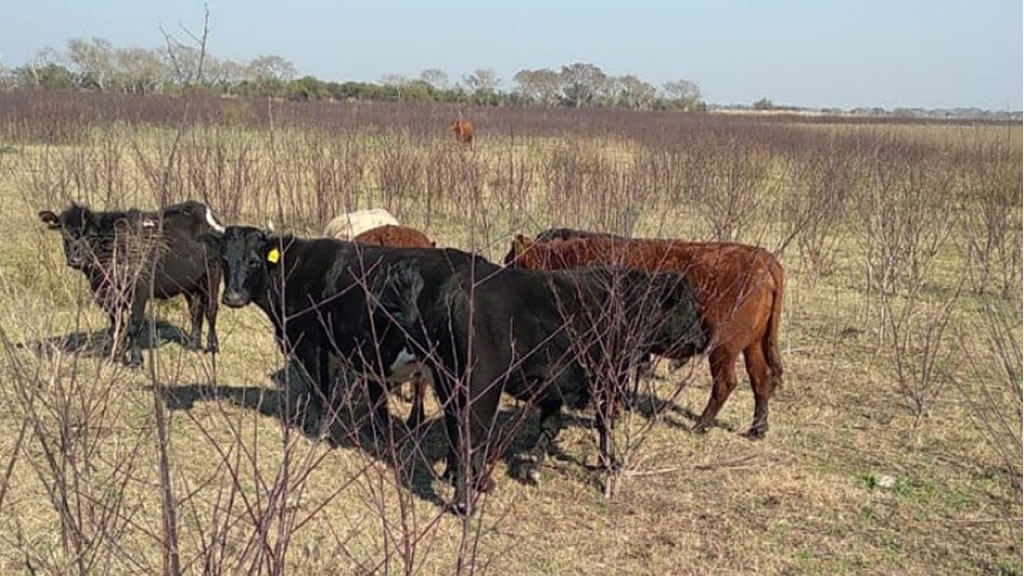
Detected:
left=323, top=208, right=400, bottom=240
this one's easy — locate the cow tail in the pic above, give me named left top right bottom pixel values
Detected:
left=762, top=260, right=785, bottom=394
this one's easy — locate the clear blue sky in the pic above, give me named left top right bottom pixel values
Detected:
left=2, top=0, right=1021, bottom=109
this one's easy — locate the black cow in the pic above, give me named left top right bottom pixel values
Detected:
left=39, top=201, right=225, bottom=366
left=202, top=226, right=708, bottom=516
left=200, top=226, right=469, bottom=432
left=504, top=226, right=686, bottom=380
left=410, top=262, right=708, bottom=513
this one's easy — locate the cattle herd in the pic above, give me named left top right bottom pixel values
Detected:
left=38, top=200, right=785, bottom=517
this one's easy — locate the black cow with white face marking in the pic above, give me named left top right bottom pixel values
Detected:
left=202, top=226, right=708, bottom=516
left=39, top=201, right=225, bottom=366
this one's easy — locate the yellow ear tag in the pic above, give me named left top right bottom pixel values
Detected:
left=266, top=248, right=280, bottom=264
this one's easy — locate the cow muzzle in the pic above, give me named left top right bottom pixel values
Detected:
left=222, top=290, right=250, bottom=308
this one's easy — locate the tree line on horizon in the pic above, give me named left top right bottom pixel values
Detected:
left=0, top=37, right=706, bottom=112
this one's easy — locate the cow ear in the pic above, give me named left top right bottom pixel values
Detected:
left=263, top=237, right=281, bottom=266
left=39, top=210, right=61, bottom=230
left=658, top=273, right=688, bottom=310
left=512, top=234, right=530, bottom=255
left=199, top=231, right=223, bottom=256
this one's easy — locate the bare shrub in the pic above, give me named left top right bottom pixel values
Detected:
left=301, top=131, right=365, bottom=230
left=879, top=280, right=963, bottom=426
left=543, top=141, right=643, bottom=236
left=955, top=137, right=1023, bottom=298
left=852, top=137, right=958, bottom=299
left=375, top=136, right=424, bottom=219
left=851, top=136, right=964, bottom=421
left=779, top=134, right=855, bottom=273
left=683, top=136, right=775, bottom=243
left=184, top=127, right=260, bottom=222
left=953, top=293, right=1022, bottom=541
left=489, top=137, right=535, bottom=238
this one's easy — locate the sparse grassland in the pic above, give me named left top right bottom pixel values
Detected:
left=0, top=92, right=1019, bottom=575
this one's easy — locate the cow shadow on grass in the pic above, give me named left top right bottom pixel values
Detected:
left=162, top=364, right=631, bottom=510
left=16, top=319, right=191, bottom=359
left=163, top=374, right=540, bottom=509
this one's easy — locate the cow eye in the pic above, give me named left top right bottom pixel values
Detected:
left=248, top=258, right=261, bottom=269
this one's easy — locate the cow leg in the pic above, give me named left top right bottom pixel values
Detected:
left=203, top=268, right=220, bottom=354
left=364, top=379, right=394, bottom=436
left=102, top=310, right=121, bottom=359
left=125, top=293, right=148, bottom=367
left=405, top=373, right=426, bottom=430
left=183, top=292, right=203, bottom=351
left=518, top=395, right=563, bottom=484
left=443, top=378, right=499, bottom=517
left=743, top=344, right=773, bottom=438
left=292, top=339, right=329, bottom=433
left=693, top=348, right=738, bottom=434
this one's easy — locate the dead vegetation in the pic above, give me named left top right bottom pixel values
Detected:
left=0, top=93, right=1020, bottom=575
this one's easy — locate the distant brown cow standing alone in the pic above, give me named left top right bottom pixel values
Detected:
left=451, top=119, right=474, bottom=144
left=508, top=234, right=785, bottom=438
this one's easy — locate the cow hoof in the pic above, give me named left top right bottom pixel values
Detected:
left=516, top=456, right=541, bottom=484
left=692, top=422, right=710, bottom=435
left=205, top=345, right=219, bottom=355
left=744, top=426, right=768, bottom=439
left=441, top=466, right=456, bottom=485
left=450, top=501, right=470, bottom=518
left=478, top=475, right=496, bottom=493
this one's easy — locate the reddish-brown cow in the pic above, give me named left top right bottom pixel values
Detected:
left=450, top=119, right=474, bottom=144
left=508, top=234, right=785, bottom=437
left=352, top=224, right=436, bottom=249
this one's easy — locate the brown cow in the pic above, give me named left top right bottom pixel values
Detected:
left=349, top=224, right=437, bottom=428
left=508, top=234, right=785, bottom=437
left=352, top=224, right=436, bottom=249
left=450, top=119, right=474, bottom=144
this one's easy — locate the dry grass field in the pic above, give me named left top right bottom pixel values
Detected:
left=0, top=94, right=1019, bottom=575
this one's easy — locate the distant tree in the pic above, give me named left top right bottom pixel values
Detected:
left=67, top=37, right=115, bottom=91
left=419, top=68, right=450, bottom=90
left=247, top=55, right=297, bottom=83
left=207, top=58, right=247, bottom=95
left=463, top=68, right=499, bottom=104
left=559, top=62, right=606, bottom=108
left=513, top=68, right=562, bottom=106
left=15, top=62, right=76, bottom=90
left=662, top=79, right=703, bottom=111
left=401, top=79, right=439, bottom=102
left=237, top=55, right=295, bottom=97
left=752, top=97, right=775, bottom=110
left=287, top=75, right=330, bottom=101
left=114, top=47, right=166, bottom=94
left=615, top=74, right=657, bottom=109
left=16, top=47, right=66, bottom=89
left=163, top=43, right=203, bottom=87
left=380, top=73, right=409, bottom=101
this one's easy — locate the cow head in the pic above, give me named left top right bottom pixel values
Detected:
left=503, top=234, right=534, bottom=267
left=643, top=271, right=709, bottom=358
left=201, top=225, right=279, bottom=309
left=39, top=203, right=102, bottom=270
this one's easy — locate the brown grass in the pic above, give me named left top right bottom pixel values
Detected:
left=0, top=100, right=1020, bottom=575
